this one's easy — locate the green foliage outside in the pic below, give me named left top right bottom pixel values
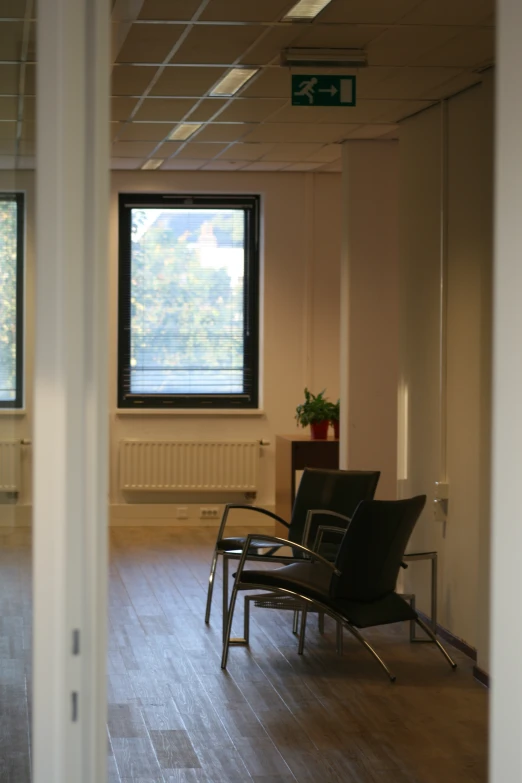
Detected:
left=130, top=208, right=245, bottom=394
left=0, top=201, right=18, bottom=401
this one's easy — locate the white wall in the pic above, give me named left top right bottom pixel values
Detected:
left=110, top=171, right=342, bottom=518
left=340, top=141, right=399, bottom=500
left=398, top=77, right=493, bottom=665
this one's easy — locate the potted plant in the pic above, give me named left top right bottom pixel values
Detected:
left=328, top=399, right=340, bottom=439
left=295, top=388, right=331, bottom=440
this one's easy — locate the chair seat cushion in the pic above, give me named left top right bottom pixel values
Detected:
left=240, top=564, right=416, bottom=629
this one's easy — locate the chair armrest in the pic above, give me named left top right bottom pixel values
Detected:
left=303, top=509, right=352, bottom=548
left=237, top=534, right=341, bottom=578
left=216, top=504, right=290, bottom=542
left=312, top=524, right=346, bottom=553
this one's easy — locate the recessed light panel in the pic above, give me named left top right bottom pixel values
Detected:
left=168, top=124, right=203, bottom=141
left=210, top=69, right=259, bottom=97
left=141, top=158, right=164, bottom=170
left=283, top=0, right=332, bottom=21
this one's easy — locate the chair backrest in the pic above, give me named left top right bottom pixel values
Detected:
left=331, top=496, right=426, bottom=601
left=288, top=468, right=381, bottom=545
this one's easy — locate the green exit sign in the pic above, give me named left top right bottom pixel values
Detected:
left=291, top=75, right=356, bottom=107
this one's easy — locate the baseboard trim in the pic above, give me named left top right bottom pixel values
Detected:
left=109, top=503, right=276, bottom=527
left=417, top=610, right=477, bottom=661
left=472, top=665, right=490, bottom=688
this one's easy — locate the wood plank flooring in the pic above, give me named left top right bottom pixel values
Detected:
left=0, top=525, right=489, bottom=782
left=107, top=527, right=488, bottom=783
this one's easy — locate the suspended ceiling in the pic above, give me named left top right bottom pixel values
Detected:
left=0, top=0, right=495, bottom=171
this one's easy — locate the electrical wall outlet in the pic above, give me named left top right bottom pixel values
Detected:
left=176, top=506, right=188, bottom=520
left=200, top=507, right=220, bottom=519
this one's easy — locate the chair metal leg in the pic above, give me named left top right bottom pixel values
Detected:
left=244, top=595, right=251, bottom=645
left=222, top=553, right=230, bottom=644
left=345, top=623, right=396, bottom=682
left=415, top=616, right=457, bottom=670
left=336, top=622, right=343, bottom=655
left=298, top=609, right=308, bottom=655
left=318, top=611, right=325, bottom=634
left=292, top=610, right=300, bottom=635
left=221, top=582, right=240, bottom=670
left=205, top=548, right=220, bottom=624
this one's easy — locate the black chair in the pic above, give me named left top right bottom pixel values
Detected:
left=204, top=468, right=380, bottom=624
left=221, top=496, right=457, bottom=681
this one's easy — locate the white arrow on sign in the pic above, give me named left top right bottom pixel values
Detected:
left=319, top=85, right=338, bottom=96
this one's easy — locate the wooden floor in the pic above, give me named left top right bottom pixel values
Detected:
left=0, top=526, right=489, bottom=783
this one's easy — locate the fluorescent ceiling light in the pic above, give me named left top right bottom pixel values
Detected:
left=168, top=123, right=203, bottom=141
left=210, top=68, right=259, bottom=96
left=283, top=0, right=332, bottom=21
left=141, top=158, right=164, bottom=170
left=282, top=48, right=368, bottom=68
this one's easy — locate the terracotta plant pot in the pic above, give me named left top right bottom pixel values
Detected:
left=331, top=420, right=339, bottom=439
left=310, top=420, right=329, bottom=440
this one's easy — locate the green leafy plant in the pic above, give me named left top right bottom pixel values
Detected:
left=295, top=388, right=331, bottom=427
left=327, top=399, right=340, bottom=422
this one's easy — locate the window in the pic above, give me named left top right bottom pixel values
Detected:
left=0, top=194, right=24, bottom=408
left=118, top=194, right=260, bottom=409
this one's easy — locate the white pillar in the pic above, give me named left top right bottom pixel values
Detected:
left=340, top=141, right=400, bottom=499
left=490, top=2, right=522, bottom=779
left=34, top=0, right=109, bottom=781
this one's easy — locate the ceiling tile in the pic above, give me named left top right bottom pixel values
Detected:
left=345, top=123, right=398, bottom=139
left=401, top=0, right=494, bottom=26
left=413, top=28, right=495, bottom=68
left=176, top=142, right=228, bottom=159
left=217, top=99, right=287, bottom=123
left=239, top=27, right=302, bottom=67
left=0, top=121, right=17, bottom=139
left=319, top=0, right=421, bottom=23
left=18, top=140, right=33, bottom=155
left=116, top=23, right=185, bottom=63
left=132, top=97, right=195, bottom=121
left=372, top=67, right=465, bottom=100
left=195, top=123, right=253, bottom=142
left=201, top=0, right=295, bottom=22
left=318, top=159, right=343, bottom=172
left=0, top=96, right=17, bottom=121
left=21, top=122, right=33, bottom=140
left=422, top=71, right=482, bottom=100
left=218, top=143, right=275, bottom=160
left=243, top=161, right=290, bottom=171
left=0, top=65, right=21, bottom=94
left=376, top=99, right=436, bottom=122
left=367, top=26, right=460, bottom=66
left=155, top=141, right=184, bottom=157
left=161, top=158, right=206, bottom=169
left=187, top=99, right=228, bottom=122
left=243, top=122, right=353, bottom=143
left=292, top=23, right=387, bottom=49
left=262, top=142, right=324, bottom=161
left=0, top=1, right=32, bottom=17
left=111, top=122, right=122, bottom=141
left=0, top=142, right=15, bottom=155
left=138, top=0, right=201, bottom=20
left=150, top=66, right=226, bottom=96
left=16, top=156, right=35, bottom=170
left=112, top=65, right=158, bottom=95
left=305, top=144, right=342, bottom=163
left=171, top=26, right=263, bottom=65
left=241, top=69, right=291, bottom=98
left=203, top=160, right=246, bottom=170
left=266, top=101, right=388, bottom=124
left=111, top=141, right=160, bottom=157
left=118, top=122, right=173, bottom=141
left=110, top=157, right=143, bottom=169
left=25, top=63, right=35, bottom=94
left=112, top=97, right=139, bottom=121
left=0, top=21, right=25, bottom=60
left=284, top=162, right=322, bottom=171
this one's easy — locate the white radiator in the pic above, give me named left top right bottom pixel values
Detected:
left=0, top=440, right=21, bottom=493
left=119, top=440, right=259, bottom=492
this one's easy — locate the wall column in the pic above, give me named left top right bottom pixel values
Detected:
left=490, top=1, right=522, bottom=779
left=339, top=141, right=399, bottom=499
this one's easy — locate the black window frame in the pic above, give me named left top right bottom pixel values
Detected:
left=118, top=193, right=260, bottom=410
left=0, top=192, right=24, bottom=409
